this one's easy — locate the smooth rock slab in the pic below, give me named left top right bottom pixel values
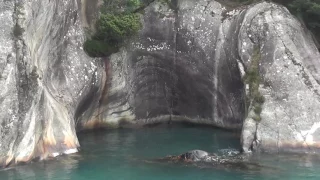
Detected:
left=239, top=2, right=320, bottom=153
left=0, top=0, right=104, bottom=166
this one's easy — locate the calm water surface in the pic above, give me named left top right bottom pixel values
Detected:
left=1, top=126, right=320, bottom=180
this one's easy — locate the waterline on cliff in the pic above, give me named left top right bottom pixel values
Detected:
left=1, top=127, right=320, bottom=179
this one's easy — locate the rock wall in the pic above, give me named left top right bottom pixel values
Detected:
left=80, top=0, right=320, bottom=153
left=1, top=0, right=320, bottom=166
left=239, top=3, right=320, bottom=153
left=0, top=0, right=104, bottom=166
left=79, top=0, right=246, bottom=130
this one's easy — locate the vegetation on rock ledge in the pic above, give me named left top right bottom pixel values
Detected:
left=286, top=0, right=320, bottom=46
left=244, top=46, right=265, bottom=122
left=84, top=0, right=143, bottom=57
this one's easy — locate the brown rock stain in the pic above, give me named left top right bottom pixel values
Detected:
left=82, top=57, right=111, bottom=129
left=63, top=134, right=78, bottom=148
left=43, top=128, right=57, bottom=146
left=5, top=154, right=14, bottom=166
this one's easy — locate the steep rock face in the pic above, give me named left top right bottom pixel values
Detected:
left=79, top=0, right=246, bottom=129
left=239, top=3, right=320, bottom=153
left=0, top=0, right=103, bottom=166
left=1, top=0, right=320, bottom=166
left=81, top=0, right=320, bottom=153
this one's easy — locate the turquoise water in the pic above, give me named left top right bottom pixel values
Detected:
left=1, top=125, right=320, bottom=180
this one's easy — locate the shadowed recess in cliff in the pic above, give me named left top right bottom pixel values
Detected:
left=79, top=0, right=320, bottom=153
left=77, top=0, right=245, bottom=130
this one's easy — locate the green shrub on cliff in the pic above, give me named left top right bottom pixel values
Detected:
left=102, top=0, right=142, bottom=12
left=287, top=0, right=320, bottom=32
left=95, top=13, right=141, bottom=43
left=244, top=46, right=265, bottom=121
left=84, top=39, right=119, bottom=57
left=84, top=0, right=142, bottom=57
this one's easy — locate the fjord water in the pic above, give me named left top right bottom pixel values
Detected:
left=1, top=126, right=320, bottom=180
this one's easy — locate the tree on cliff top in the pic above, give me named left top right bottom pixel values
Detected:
left=288, top=0, right=320, bottom=28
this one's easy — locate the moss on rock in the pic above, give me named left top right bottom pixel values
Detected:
left=244, top=46, right=264, bottom=122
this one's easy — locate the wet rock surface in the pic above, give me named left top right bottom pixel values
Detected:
left=156, top=149, right=242, bottom=163
left=150, top=149, right=270, bottom=171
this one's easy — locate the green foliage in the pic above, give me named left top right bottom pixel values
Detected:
left=244, top=46, right=261, bottom=101
left=127, top=0, right=142, bottom=11
left=244, top=46, right=265, bottom=122
left=254, top=104, right=262, bottom=114
left=238, top=0, right=259, bottom=5
left=96, top=13, right=141, bottom=42
left=84, top=39, right=119, bottom=57
left=101, top=0, right=142, bottom=13
left=252, top=114, right=262, bottom=121
left=84, top=0, right=142, bottom=57
left=216, top=0, right=261, bottom=7
left=270, top=0, right=320, bottom=46
left=288, top=0, right=320, bottom=28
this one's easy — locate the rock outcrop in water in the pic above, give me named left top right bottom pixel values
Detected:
left=152, top=149, right=267, bottom=171
left=0, top=0, right=104, bottom=166
left=239, top=2, right=320, bottom=154
left=1, top=0, right=320, bottom=166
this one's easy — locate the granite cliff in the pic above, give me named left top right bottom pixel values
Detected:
left=0, top=0, right=104, bottom=166
left=1, top=0, right=320, bottom=166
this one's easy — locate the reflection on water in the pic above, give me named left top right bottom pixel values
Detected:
left=0, top=155, right=80, bottom=180
left=0, top=126, right=320, bottom=180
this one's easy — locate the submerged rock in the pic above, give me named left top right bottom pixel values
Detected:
left=151, top=149, right=273, bottom=171
left=158, top=149, right=246, bottom=163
